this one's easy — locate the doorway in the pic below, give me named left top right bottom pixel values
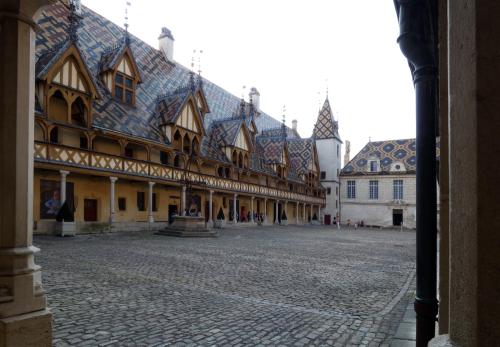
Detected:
left=84, top=199, right=98, bottom=222
left=168, top=204, right=178, bottom=224
left=393, top=209, right=403, bottom=226
left=325, top=214, right=331, bottom=225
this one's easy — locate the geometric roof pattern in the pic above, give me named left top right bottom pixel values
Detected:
left=34, top=3, right=319, bottom=185
left=313, top=97, right=341, bottom=141
left=35, top=3, right=289, bottom=144
left=287, top=138, right=316, bottom=175
left=341, top=138, right=441, bottom=176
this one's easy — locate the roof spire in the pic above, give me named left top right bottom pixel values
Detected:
left=240, top=85, right=246, bottom=118
left=193, top=49, right=204, bottom=87
left=281, top=105, right=287, bottom=139
left=189, top=50, right=196, bottom=92
left=124, top=1, right=131, bottom=45
left=325, top=77, right=329, bottom=99
left=68, top=0, right=82, bottom=43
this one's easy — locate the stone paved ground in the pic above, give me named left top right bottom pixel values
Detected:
left=35, top=226, right=416, bottom=347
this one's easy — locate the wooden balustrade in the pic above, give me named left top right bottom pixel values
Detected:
left=34, top=141, right=325, bottom=204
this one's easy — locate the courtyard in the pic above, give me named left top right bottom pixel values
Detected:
left=35, top=226, right=416, bottom=346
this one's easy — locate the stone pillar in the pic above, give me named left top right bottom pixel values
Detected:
left=264, top=198, right=268, bottom=224
left=233, top=194, right=237, bottom=223
left=148, top=182, right=155, bottom=223
left=0, top=1, right=53, bottom=344
left=284, top=201, right=288, bottom=222
left=181, top=185, right=186, bottom=216
left=274, top=200, right=279, bottom=224
left=59, top=170, right=69, bottom=204
left=428, top=1, right=500, bottom=345
left=250, top=197, right=255, bottom=223
left=109, top=177, right=117, bottom=223
left=303, top=203, right=306, bottom=223
left=296, top=201, right=299, bottom=224
left=208, top=190, right=214, bottom=227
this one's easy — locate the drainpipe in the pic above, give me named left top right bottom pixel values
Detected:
left=394, top=1, right=439, bottom=346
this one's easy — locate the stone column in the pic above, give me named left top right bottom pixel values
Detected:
left=0, top=1, right=53, bottom=344
left=59, top=170, right=69, bottom=204
left=296, top=201, right=299, bottom=224
left=264, top=198, right=268, bottom=224
left=428, top=1, right=500, bottom=345
left=208, top=190, right=214, bottom=227
left=109, top=177, right=118, bottom=223
left=284, top=201, right=288, bottom=222
left=233, top=193, right=237, bottom=223
left=303, top=203, right=306, bottom=223
left=148, top=182, right=155, bottom=223
left=250, top=196, right=255, bottom=223
left=181, top=185, right=186, bottom=216
left=274, top=200, right=279, bottom=224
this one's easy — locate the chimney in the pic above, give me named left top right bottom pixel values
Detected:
left=292, top=119, right=298, bottom=132
left=249, top=87, right=260, bottom=111
left=158, top=27, right=174, bottom=61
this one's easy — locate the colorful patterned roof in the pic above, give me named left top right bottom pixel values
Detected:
left=35, top=3, right=289, bottom=144
left=341, top=138, right=441, bottom=175
left=155, top=85, right=191, bottom=127
left=35, top=3, right=321, bottom=184
left=313, top=98, right=341, bottom=141
left=287, top=138, right=316, bottom=175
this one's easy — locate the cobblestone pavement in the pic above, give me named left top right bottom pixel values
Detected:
left=35, top=226, right=416, bottom=346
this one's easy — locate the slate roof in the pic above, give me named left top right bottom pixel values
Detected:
left=313, top=98, right=341, bottom=141
left=341, top=138, right=441, bottom=175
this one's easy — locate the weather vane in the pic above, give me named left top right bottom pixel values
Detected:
left=193, top=49, right=204, bottom=75
left=241, top=85, right=246, bottom=100
left=282, top=105, right=286, bottom=124
left=124, top=1, right=131, bottom=33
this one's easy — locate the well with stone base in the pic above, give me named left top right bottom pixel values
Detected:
left=157, top=216, right=218, bottom=237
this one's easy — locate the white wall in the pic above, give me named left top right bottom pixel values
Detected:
left=316, top=138, right=342, bottom=220
left=340, top=175, right=417, bottom=228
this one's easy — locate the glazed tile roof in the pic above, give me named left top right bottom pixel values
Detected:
left=256, top=135, right=287, bottom=165
left=35, top=3, right=289, bottom=144
left=155, top=85, right=192, bottom=127
left=287, top=138, right=315, bottom=175
left=35, top=3, right=322, bottom=184
left=35, top=38, right=100, bottom=96
left=341, top=138, right=441, bottom=175
left=313, top=98, right=341, bottom=141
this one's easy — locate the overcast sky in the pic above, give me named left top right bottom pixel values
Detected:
left=82, top=0, right=415, bottom=163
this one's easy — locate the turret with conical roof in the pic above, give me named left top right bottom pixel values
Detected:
left=313, top=96, right=342, bottom=225
left=313, top=97, right=341, bottom=141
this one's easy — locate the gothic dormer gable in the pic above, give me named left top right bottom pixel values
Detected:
left=175, top=98, right=204, bottom=135
left=100, top=44, right=141, bottom=105
left=37, top=42, right=98, bottom=99
left=194, top=88, right=210, bottom=116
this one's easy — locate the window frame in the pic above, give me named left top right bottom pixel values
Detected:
left=118, top=197, right=126, bottom=211
left=347, top=180, right=356, bottom=199
left=137, top=191, right=146, bottom=211
left=114, top=71, right=135, bottom=106
left=393, top=179, right=404, bottom=200
left=369, top=180, right=379, bottom=200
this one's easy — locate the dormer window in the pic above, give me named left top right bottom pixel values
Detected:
left=369, top=160, right=379, bottom=172
left=115, top=72, right=134, bottom=104
left=37, top=43, right=98, bottom=128
left=100, top=45, right=141, bottom=106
